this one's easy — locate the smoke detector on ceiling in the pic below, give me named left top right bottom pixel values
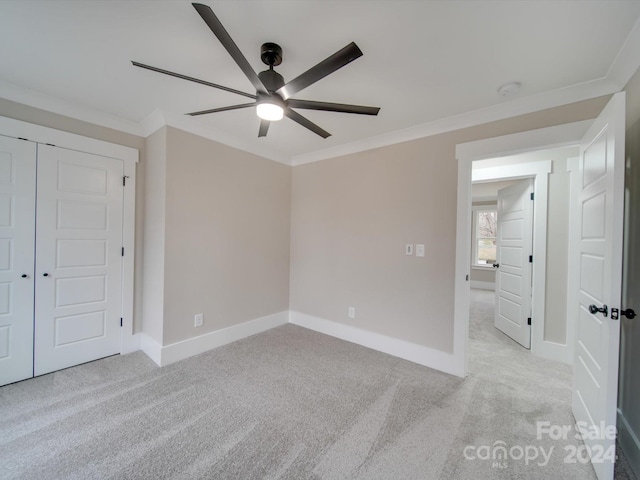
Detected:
left=497, top=82, right=521, bottom=97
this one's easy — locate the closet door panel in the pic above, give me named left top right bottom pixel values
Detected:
left=34, top=145, right=123, bottom=376
left=0, top=136, right=36, bottom=387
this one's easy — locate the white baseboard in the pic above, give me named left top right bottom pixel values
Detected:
left=618, top=408, right=640, bottom=478
left=138, top=310, right=463, bottom=378
left=289, top=311, right=463, bottom=377
left=470, top=280, right=495, bottom=290
left=140, top=333, right=162, bottom=366
left=533, top=338, right=572, bottom=365
left=140, top=311, right=289, bottom=367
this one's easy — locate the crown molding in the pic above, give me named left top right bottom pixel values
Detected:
left=144, top=109, right=291, bottom=165
left=607, top=16, right=640, bottom=90
left=292, top=18, right=640, bottom=166
left=0, top=81, right=291, bottom=165
left=139, top=108, right=166, bottom=138
left=0, top=75, right=620, bottom=168
left=0, top=79, right=144, bottom=137
left=291, top=77, right=618, bottom=166
left=3, top=11, right=640, bottom=169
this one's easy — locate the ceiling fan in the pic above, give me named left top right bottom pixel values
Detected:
left=132, top=2, right=380, bottom=139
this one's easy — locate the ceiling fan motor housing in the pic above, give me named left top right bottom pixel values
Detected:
left=258, top=69, right=285, bottom=93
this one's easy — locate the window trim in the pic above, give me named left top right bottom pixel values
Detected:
left=472, top=204, right=497, bottom=269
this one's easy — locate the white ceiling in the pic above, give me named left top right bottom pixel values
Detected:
left=1, top=0, right=639, bottom=164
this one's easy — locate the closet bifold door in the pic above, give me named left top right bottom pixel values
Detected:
left=0, top=136, right=36, bottom=387
left=34, top=144, right=124, bottom=376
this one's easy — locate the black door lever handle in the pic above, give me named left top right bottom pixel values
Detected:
left=622, top=309, right=636, bottom=319
left=589, top=304, right=608, bottom=317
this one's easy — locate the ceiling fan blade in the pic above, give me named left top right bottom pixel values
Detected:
left=258, top=120, right=270, bottom=137
left=284, top=108, right=331, bottom=138
left=192, top=3, right=268, bottom=95
left=287, top=99, right=380, bottom=116
left=186, top=103, right=255, bottom=116
left=277, top=42, right=363, bottom=100
left=131, top=61, right=256, bottom=99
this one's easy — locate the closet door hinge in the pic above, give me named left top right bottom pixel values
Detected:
left=121, top=247, right=124, bottom=256
left=120, top=318, right=123, bottom=327
left=528, top=317, right=532, bottom=326
left=123, top=176, right=129, bottom=186
left=529, top=255, right=533, bottom=263
left=530, top=192, right=534, bottom=200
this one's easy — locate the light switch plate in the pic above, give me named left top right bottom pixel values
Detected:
left=416, top=244, right=425, bottom=257
left=406, top=244, right=413, bottom=256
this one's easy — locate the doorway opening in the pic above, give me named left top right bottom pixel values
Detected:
left=454, top=95, right=627, bottom=480
left=471, top=177, right=535, bottom=350
left=452, top=120, right=592, bottom=377
left=465, top=146, right=580, bottom=364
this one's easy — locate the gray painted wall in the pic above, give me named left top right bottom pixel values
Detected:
left=161, top=127, right=291, bottom=345
left=290, top=97, right=608, bottom=354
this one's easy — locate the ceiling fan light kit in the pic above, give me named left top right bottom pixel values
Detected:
left=131, top=2, right=380, bottom=139
left=256, top=96, right=284, bottom=121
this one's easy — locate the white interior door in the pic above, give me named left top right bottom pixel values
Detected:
left=34, top=144, right=124, bottom=376
left=494, top=179, right=534, bottom=348
left=0, top=136, right=36, bottom=386
left=572, top=93, right=625, bottom=480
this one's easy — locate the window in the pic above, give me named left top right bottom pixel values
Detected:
left=473, top=207, right=497, bottom=267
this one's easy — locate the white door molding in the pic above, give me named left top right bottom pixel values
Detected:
left=565, top=156, right=581, bottom=365
left=454, top=120, right=593, bottom=376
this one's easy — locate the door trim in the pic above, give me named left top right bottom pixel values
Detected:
left=0, top=115, right=139, bottom=356
left=454, top=120, right=594, bottom=377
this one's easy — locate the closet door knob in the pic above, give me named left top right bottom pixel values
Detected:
left=42, top=273, right=49, bottom=277
left=21, top=274, right=28, bottom=278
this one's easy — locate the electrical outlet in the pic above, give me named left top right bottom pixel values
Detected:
left=406, top=244, right=413, bottom=256
left=348, top=307, right=356, bottom=319
left=194, top=313, right=203, bottom=327
left=416, top=244, right=425, bottom=257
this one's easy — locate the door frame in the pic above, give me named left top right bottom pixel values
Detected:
left=453, top=119, right=593, bottom=377
left=0, top=115, right=139, bottom=355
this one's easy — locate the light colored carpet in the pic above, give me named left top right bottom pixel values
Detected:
left=0, top=290, right=599, bottom=479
